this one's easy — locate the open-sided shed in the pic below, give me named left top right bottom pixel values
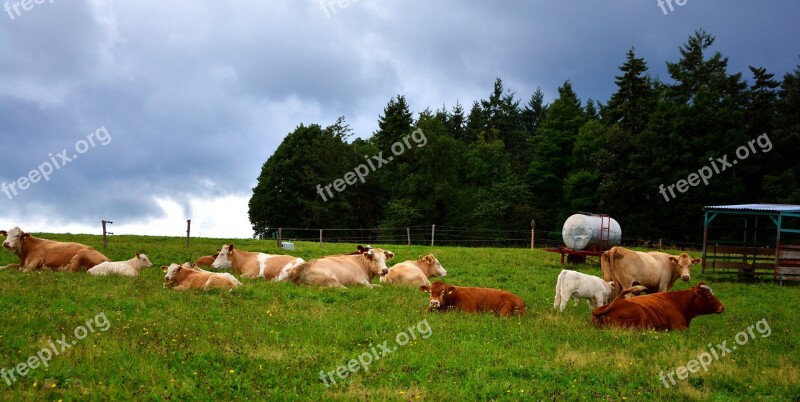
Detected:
left=702, top=204, right=800, bottom=284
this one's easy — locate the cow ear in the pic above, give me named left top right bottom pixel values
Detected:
left=364, top=250, right=375, bottom=260
left=136, top=252, right=140, bottom=258
left=384, top=251, right=394, bottom=260
left=692, top=258, right=702, bottom=265
left=668, top=256, right=677, bottom=264
left=160, top=265, right=169, bottom=272
left=228, top=243, right=234, bottom=251
left=21, top=233, right=30, bottom=240
left=420, top=285, right=430, bottom=293
left=446, top=286, right=456, bottom=295
left=0, top=230, right=6, bottom=237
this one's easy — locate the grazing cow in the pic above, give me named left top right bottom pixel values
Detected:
left=601, top=246, right=701, bottom=296
left=380, top=254, right=447, bottom=286
left=553, top=270, right=616, bottom=312
left=194, top=251, right=219, bottom=268
left=420, top=282, right=525, bottom=316
left=1, top=226, right=110, bottom=272
left=288, top=248, right=394, bottom=288
left=591, top=283, right=724, bottom=330
left=88, top=253, right=153, bottom=277
left=163, top=262, right=242, bottom=291
left=211, top=244, right=304, bottom=281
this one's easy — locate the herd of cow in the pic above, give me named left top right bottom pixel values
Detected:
left=0, top=226, right=725, bottom=331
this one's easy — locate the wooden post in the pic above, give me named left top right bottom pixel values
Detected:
left=101, top=220, right=113, bottom=249
left=319, top=229, right=323, bottom=248
left=102, top=220, right=108, bottom=249
left=658, top=239, right=662, bottom=251
left=407, top=227, right=411, bottom=250
left=186, top=220, right=191, bottom=248
left=530, top=219, right=536, bottom=250
left=431, top=224, right=435, bottom=247
left=277, top=228, right=282, bottom=248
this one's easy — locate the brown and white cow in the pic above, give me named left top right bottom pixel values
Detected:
left=288, top=248, right=394, bottom=288
left=591, top=283, right=724, bottom=330
left=1, top=226, right=110, bottom=272
left=211, top=244, right=304, bottom=281
left=420, top=282, right=526, bottom=316
left=194, top=251, right=219, bottom=268
left=601, top=246, right=701, bottom=296
left=163, top=262, right=242, bottom=291
left=380, top=254, right=447, bottom=286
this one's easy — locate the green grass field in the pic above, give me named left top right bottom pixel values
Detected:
left=0, top=233, right=798, bottom=401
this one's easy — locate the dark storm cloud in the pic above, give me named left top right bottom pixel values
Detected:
left=1, top=0, right=798, bottom=233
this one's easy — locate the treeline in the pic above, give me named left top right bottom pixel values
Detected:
left=249, top=30, right=800, bottom=242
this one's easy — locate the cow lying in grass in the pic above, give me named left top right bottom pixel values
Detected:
left=194, top=251, right=219, bottom=268
left=212, top=244, right=304, bottom=281
left=421, top=282, right=526, bottom=316
left=591, top=283, right=724, bottom=330
left=1, top=226, right=110, bottom=272
left=381, top=254, right=447, bottom=286
left=162, top=262, right=242, bottom=291
left=553, top=269, right=615, bottom=312
left=88, top=253, right=153, bottom=277
left=289, top=248, right=394, bottom=288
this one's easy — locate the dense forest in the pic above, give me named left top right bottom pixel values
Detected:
left=248, top=30, right=800, bottom=243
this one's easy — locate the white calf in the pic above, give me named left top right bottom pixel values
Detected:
left=88, top=253, right=153, bottom=277
left=553, top=269, right=615, bottom=312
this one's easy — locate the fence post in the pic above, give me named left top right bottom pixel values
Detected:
left=186, top=219, right=191, bottom=248
left=277, top=228, right=282, bottom=248
left=319, top=229, right=323, bottom=248
left=658, top=239, right=662, bottom=251
left=407, top=227, right=411, bottom=250
left=431, top=224, right=435, bottom=247
left=101, top=220, right=113, bottom=249
left=530, top=219, right=536, bottom=250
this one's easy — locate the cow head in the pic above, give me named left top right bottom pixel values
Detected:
left=692, top=283, right=725, bottom=315
left=136, top=253, right=153, bottom=268
left=421, top=254, right=447, bottom=277
left=212, top=244, right=235, bottom=269
left=362, top=248, right=393, bottom=277
left=420, top=282, right=457, bottom=310
left=164, top=262, right=191, bottom=283
left=669, top=253, right=702, bottom=282
left=2, top=227, right=28, bottom=253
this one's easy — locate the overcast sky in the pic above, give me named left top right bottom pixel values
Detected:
left=1, top=1, right=798, bottom=238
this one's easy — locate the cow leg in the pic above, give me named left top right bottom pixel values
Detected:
left=553, top=292, right=561, bottom=311
left=572, top=296, right=580, bottom=307
left=498, top=302, right=518, bottom=317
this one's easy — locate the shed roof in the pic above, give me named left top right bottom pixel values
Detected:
left=705, top=204, right=800, bottom=213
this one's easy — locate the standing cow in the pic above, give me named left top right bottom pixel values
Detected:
left=289, top=248, right=394, bottom=288
left=601, top=246, right=701, bottom=295
left=1, top=227, right=110, bottom=272
left=553, top=270, right=616, bottom=312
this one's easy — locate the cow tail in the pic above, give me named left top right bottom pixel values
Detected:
left=554, top=270, right=565, bottom=310
left=591, top=285, right=646, bottom=317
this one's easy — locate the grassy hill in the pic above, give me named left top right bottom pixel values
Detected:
left=0, top=233, right=797, bottom=400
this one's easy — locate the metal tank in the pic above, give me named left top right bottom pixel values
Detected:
left=561, top=213, right=621, bottom=251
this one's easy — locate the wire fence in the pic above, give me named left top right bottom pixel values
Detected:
left=263, top=225, right=704, bottom=252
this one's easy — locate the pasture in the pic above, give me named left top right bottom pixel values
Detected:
left=0, top=233, right=798, bottom=401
